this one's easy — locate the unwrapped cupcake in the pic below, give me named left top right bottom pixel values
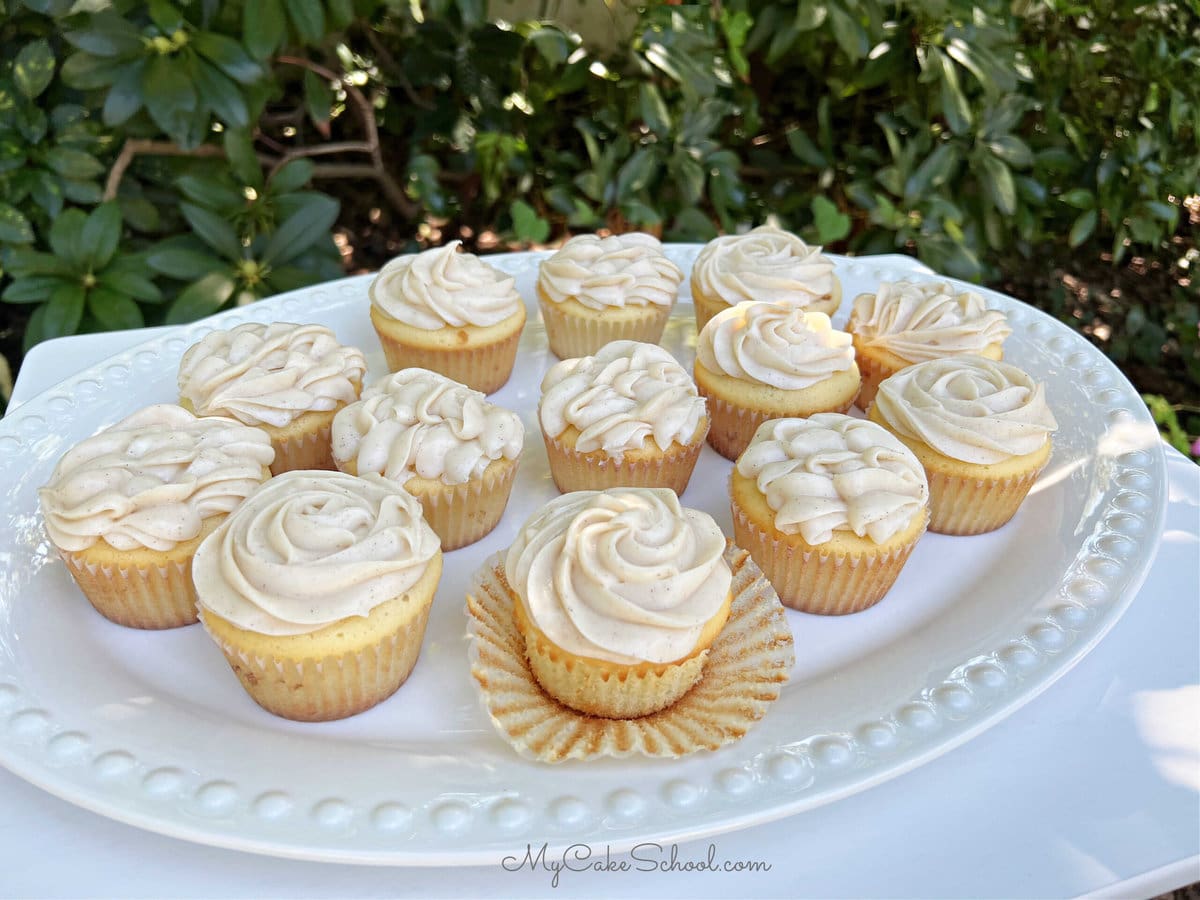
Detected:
left=690, top=226, right=840, bottom=332
left=368, top=241, right=526, bottom=393
left=539, top=340, right=708, bottom=495
left=331, top=368, right=523, bottom=550
left=193, top=470, right=442, bottom=721
left=537, top=232, right=683, bottom=358
left=177, top=321, right=366, bottom=474
left=39, top=404, right=274, bottom=629
left=868, top=356, right=1057, bottom=535
left=847, top=280, right=1011, bottom=410
left=694, top=301, right=861, bottom=460
left=731, top=414, right=929, bottom=614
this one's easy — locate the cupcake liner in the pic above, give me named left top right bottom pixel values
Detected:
left=375, top=326, right=522, bottom=395
left=271, top=415, right=338, bottom=474
left=407, top=458, right=519, bottom=551
left=692, top=280, right=842, bottom=335
left=926, top=464, right=1046, bottom=535
left=464, top=543, right=795, bottom=762
left=199, top=597, right=434, bottom=723
left=853, top=350, right=904, bottom=413
left=538, top=296, right=671, bottom=359
left=697, top=387, right=856, bottom=462
left=731, top=500, right=927, bottom=615
left=542, top=425, right=706, bottom=495
left=60, top=550, right=200, bottom=629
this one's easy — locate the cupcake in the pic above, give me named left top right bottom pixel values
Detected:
left=847, top=280, right=1011, bottom=410
left=178, top=321, right=366, bottom=475
left=536, top=233, right=683, bottom=358
left=691, top=226, right=841, bottom=332
left=38, top=404, right=274, bottom=629
left=539, top=340, right=708, bottom=495
left=193, top=470, right=442, bottom=721
left=731, top=414, right=929, bottom=614
left=867, top=356, right=1058, bottom=535
left=694, top=301, right=861, bottom=460
left=368, top=241, right=526, bottom=393
left=504, top=488, right=733, bottom=718
left=331, top=368, right=524, bottom=550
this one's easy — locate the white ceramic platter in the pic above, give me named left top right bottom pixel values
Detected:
left=0, top=248, right=1166, bottom=865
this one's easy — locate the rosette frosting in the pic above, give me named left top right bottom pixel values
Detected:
left=369, top=241, right=523, bottom=329
left=696, top=302, right=855, bottom=389
left=331, top=368, right=524, bottom=485
left=691, top=226, right=835, bottom=305
left=178, top=322, right=366, bottom=428
left=505, top=488, right=732, bottom=665
left=539, top=340, right=706, bottom=457
left=871, top=356, right=1058, bottom=465
left=736, top=414, right=929, bottom=545
left=849, top=280, right=1011, bottom=362
left=538, top=233, right=683, bottom=310
left=192, top=470, right=440, bottom=636
left=39, top=404, right=274, bottom=552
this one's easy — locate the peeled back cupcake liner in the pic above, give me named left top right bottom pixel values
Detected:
left=199, top=601, right=432, bottom=722
left=537, top=295, right=671, bottom=359
left=374, top=325, right=522, bottom=395
left=696, top=384, right=856, bottom=462
left=406, top=457, right=520, bottom=551
left=464, top=543, right=795, bottom=762
left=731, top=500, right=927, bottom=615
left=926, top=464, right=1047, bottom=535
left=541, top=424, right=706, bottom=495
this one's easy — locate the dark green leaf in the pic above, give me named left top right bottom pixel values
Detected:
left=639, top=83, right=671, bottom=137
left=1069, top=209, right=1097, bottom=247
left=283, top=0, right=325, bottom=45
left=811, top=195, right=851, bottom=243
left=978, top=154, right=1016, bottom=216
left=192, top=32, right=262, bottom=85
left=986, top=135, right=1033, bottom=168
left=671, top=153, right=705, bottom=206
left=668, top=207, right=719, bottom=242
left=88, top=286, right=144, bottom=330
left=828, top=6, right=868, bottom=61
left=166, top=271, right=236, bottom=324
left=529, top=27, right=571, bottom=66
left=786, top=128, right=826, bottom=167
left=263, top=265, right=319, bottom=293
left=147, top=0, right=184, bottom=33
left=43, top=281, right=85, bottom=338
left=48, top=208, right=87, bottom=266
left=62, top=13, right=143, bottom=58
left=180, top=201, right=243, bottom=260
left=1060, top=188, right=1095, bottom=209
left=327, top=0, right=354, bottom=28
left=79, top=202, right=122, bottom=268
left=261, top=194, right=339, bottom=265
left=102, top=58, right=145, bottom=126
left=16, top=105, right=47, bottom=144
left=268, top=159, right=314, bottom=195
left=22, top=304, right=47, bottom=353
left=905, top=143, right=960, bottom=202
left=223, top=128, right=262, bottom=189
left=176, top=174, right=244, bottom=211
left=118, top=196, right=161, bottom=233
left=14, top=39, right=56, bottom=99
left=45, top=147, right=105, bottom=179
left=193, top=60, right=249, bottom=129
left=146, top=244, right=224, bottom=280
left=303, top=69, right=334, bottom=128
left=615, top=147, right=659, bottom=200
left=510, top=199, right=550, bottom=244
left=3, top=248, right=75, bottom=277
left=2, top=275, right=67, bottom=304
left=141, top=54, right=198, bottom=144
left=59, top=52, right=123, bottom=90
left=619, top=199, right=662, bottom=227
left=936, top=50, right=972, bottom=134
left=244, top=0, right=285, bottom=59
left=98, top=268, right=162, bottom=302
left=0, top=204, right=34, bottom=244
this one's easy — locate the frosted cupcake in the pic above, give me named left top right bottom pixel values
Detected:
left=847, top=280, right=1011, bottom=410
left=194, top=470, right=442, bottom=721
left=369, top=241, right=526, bottom=393
left=731, top=414, right=929, bottom=614
left=539, top=340, right=708, bottom=494
left=39, top=404, right=274, bottom=629
left=331, top=368, right=524, bottom=550
left=537, top=233, right=683, bottom=358
left=868, top=356, right=1057, bottom=535
left=505, top=488, right=733, bottom=718
left=178, top=322, right=366, bottom=474
left=691, top=226, right=840, bottom=332
left=694, top=302, right=861, bottom=460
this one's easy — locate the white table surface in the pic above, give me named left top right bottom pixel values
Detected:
left=4, top=328, right=1199, bottom=899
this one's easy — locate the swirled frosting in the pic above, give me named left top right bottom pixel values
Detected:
left=192, top=470, right=440, bottom=636
left=538, top=233, right=683, bottom=310
left=736, top=414, right=929, bottom=545
left=505, top=488, right=732, bottom=665
left=369, top=241, right=523, bottom=329
left=331, top=368, right=524, bottom=485
left=696, top=302, right=856, bottom=389
left=539, top=340, right=707, bottom=458
left=871, top=356, right=1058, bottom=465
left=178, top=322, right=366, bottom=428
left=848, top=280, right=1011, bottom=362
left=39, top=404, right=274, bottom=553
left=691, top=226, right=835, bottom=305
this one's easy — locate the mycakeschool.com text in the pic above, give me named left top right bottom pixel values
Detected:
left=501, top=842, right=773, bottom=888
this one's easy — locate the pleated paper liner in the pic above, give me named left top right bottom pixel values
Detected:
left=925, top=464, right=1046, bottom=535
left=697, top=389, right=856, bottom=462
left=464, top=543, right=795, bottom=762
left=541, top=424, right=706, bottom=495
left=851, top=348, right=903, bottom=414
left=374, top=325, right=523, bottom=395
left=405, top=457, right=519, bottom=551
left=536, top=293, right=671, bottom=360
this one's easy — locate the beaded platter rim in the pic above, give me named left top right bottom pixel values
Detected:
left=0, top=247, right=1167, bottom=865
